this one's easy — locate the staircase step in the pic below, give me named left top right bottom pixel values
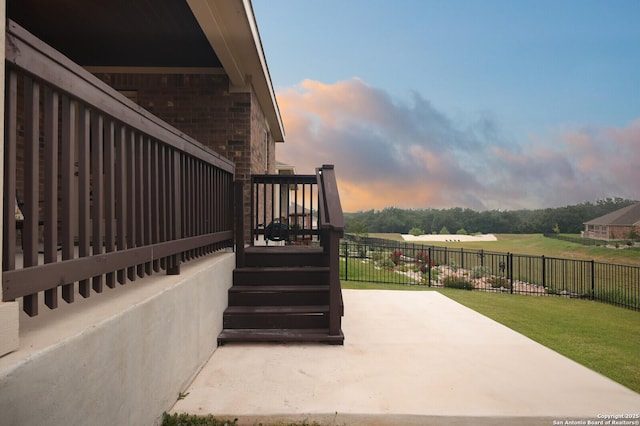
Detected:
left=223, top=305, right=330, bottom=329
left=228, top=285, right=330, bottom=306
left=225, top=305, right=329, bottom=314
left=244, top=246, right=326, bottom=267
left=233, top=266, right=329, bottom=286
left=218, top=328, right=344, bottom=345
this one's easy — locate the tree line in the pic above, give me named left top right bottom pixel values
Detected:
left=344, top=197, right=638, bottom=235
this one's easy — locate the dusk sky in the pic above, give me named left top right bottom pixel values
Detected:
left=252, top=0, right=640, bottom=212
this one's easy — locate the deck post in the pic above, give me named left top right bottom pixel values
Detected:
left=327, top=229, right=342, bottom=336
left=235, top=181, right=245, bottom=268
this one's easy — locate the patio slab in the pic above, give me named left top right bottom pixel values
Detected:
left=169, top=290, right=640, bottom=425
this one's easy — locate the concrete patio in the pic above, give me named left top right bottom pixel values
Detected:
left=170, top=289, right=640, bottom=425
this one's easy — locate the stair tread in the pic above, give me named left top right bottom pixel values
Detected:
left=245, top=246, right=323, bottom=255
left=230, top=285, right=329, bottom=292
left=225, top=305, right=329, bottom=314
left=236, top=266, right=329, bottom=272
left=218, top=328, right=344, bottom=344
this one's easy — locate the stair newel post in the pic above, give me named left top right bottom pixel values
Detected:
left=235, top=181, right=245, bottom=268
left=327, top=228, right=342, bottom=336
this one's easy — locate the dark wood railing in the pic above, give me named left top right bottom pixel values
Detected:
left=250, top=173, right=319, bottom=244
left=2, top=21, right=235, bottom=316
left=316, top=165, right=345, bottom=336
left=244, top=165, right=344, bottom=336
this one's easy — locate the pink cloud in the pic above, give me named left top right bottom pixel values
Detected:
left=275, top=78, right=640, bottom=211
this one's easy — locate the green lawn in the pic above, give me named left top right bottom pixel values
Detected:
left=341, top=281, right=640, bottom=394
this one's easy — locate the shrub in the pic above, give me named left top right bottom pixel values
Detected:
left=371, top=252, right=386, bottom=262
left=390, top=249, right=403, bottom=266
left=414, top=250, right=434, bottom=274
left=379, top=258, right=396, bottom=269
left=456, top=228, right=467, bottom=235
left=470, top=265, right=490, bottom=279
left=426, top=268, right=441, bottom=282
left=442, top=275, right=474, bottom=290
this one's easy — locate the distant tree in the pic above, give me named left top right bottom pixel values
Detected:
left=347, top=220, right=368, bottom=240
left=439, top=226, right=450, bottom=234
left=409, top=227, right=424, bottom=236
left=553, top=223, right=560, bottom=234
left=456, top=228, right=467, bottom=235
left=343, top=198, right=638, bottom=235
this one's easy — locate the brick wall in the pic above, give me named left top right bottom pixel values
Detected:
left=93, top=71, right=276, bottom=242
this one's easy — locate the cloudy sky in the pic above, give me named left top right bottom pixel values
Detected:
left=252, top=0, right=640, bottom=212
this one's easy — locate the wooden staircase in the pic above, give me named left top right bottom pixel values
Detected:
left=217, top=246, right=344, bottom=345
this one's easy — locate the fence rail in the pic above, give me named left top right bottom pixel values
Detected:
left=2, top=21, right=235, bottom=316
left=341, top=236, right=640, bottom=310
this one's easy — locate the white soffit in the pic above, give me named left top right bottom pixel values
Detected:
left=187, top=0, right=285, bottom=142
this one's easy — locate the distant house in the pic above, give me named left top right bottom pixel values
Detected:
left=583, top=203, right=640, bottom=240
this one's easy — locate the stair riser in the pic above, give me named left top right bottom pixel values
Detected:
left=223, top=313, right=329, bottom=329
left=233, top=270, right=329, bottom=286
left=229, top=292, right=329, bottom=306
left=218, top=329, right=344, bottom=345
left=245, top=253, right=326, bottom=268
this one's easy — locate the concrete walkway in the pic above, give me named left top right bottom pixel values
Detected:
left=170, top=290, right=640, bottom=425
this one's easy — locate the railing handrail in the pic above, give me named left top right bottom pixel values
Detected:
left=6, top=20, right=234, bottom=173
left=316, top=165, right=344, bottom=337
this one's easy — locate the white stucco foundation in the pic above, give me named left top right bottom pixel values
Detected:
left=0, top=302, right=19, bottom=356
left=0, top=252, right=234, bottom=426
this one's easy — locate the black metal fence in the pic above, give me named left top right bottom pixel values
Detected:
left=340, top=236, right=640, bottom=310
left=543, top=233, right=640, bottom=249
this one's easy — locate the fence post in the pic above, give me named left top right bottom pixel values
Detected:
left=344, top=241, right=349, bottom=279
left=460, top=248, right=464, bottom=269
left=509, top=253, right=514, bottom=294
left=541, top=255, right=546, bottom=288
left=428, top=246, right=432, bottom=287
left=590, top=260, right=595, bottom=300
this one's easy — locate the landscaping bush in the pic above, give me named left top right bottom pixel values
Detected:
left=442, top=275, right=474, bottom=290
left=390, top=249, right=403, bottom=266
left=420, top=268, right=440, bottom=285
left=378, top=258, right=396, bottom=269
left=470, top=265, right=490, bottom=279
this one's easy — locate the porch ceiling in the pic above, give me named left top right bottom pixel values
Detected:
left=7, top=0, right=285, bottom=142
left=7, top=0, right=221, bottom=67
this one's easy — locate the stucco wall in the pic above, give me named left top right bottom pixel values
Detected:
left=0, top=252, right=234, bottom=426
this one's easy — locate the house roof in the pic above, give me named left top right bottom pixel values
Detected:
left=584, top=203, right=640, bottom=226
left=6, top=0, right=284, bottom=142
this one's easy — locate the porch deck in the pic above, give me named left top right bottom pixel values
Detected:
left=171, top=289, right=640, bottom=425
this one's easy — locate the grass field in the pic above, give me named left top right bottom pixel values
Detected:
left=341, top=281, right=640, bottom=394
left=367, top=233, right=640, bottom=266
